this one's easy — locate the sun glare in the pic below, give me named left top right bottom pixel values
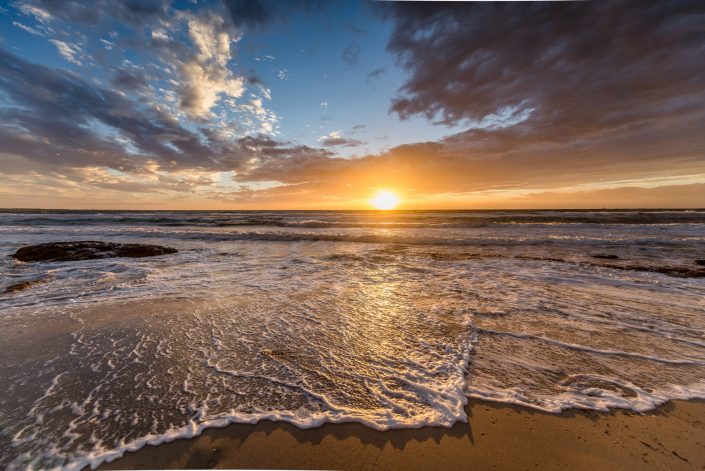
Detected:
left=370, top=190, right=399, bottom=210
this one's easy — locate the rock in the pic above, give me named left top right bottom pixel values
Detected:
left=592, top=254, right=619, bottom=260
left=11, top=241, right=177, bottom=263
left=695, top=260, right=705, bottom=266
left=593, top=262, right=705, bottom=278
left=4, top=281, right=35, bottom=293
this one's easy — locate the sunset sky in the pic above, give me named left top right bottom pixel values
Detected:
left=1, top=0, right=704, bottom=209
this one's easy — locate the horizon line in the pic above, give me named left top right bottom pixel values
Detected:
left=2, top=207, right=704, bottom=212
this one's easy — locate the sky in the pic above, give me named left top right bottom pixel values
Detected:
left=0, top=0, right=704, bottom=210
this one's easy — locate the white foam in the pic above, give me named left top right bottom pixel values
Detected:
left=467, top=378, right=705, bottom=414
left=478, top=328, right=705, bottom=366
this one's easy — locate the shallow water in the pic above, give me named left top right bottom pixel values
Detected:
left=1, top=210, right=704, bottom=469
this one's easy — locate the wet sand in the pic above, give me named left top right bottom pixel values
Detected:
left=99, top=399, right=705, bottom=470
left=4, top=298, right=703, bottom=470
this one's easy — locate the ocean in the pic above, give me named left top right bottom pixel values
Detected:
left=1, top=209, right=705, bottom=469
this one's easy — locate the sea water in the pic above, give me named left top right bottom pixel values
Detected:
left=1, top=210, right=704, bottom=469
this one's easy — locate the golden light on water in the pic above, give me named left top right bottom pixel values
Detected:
left=370, top=190, right=399, bottom=210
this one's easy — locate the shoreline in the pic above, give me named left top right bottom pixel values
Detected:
left=98, top=398, right=705, bottom=470
left=8, top=296, right=702, bottom=470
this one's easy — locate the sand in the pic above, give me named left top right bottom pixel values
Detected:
left=4, top=299, right=702, bottom=470
left=98, top=399, right=705, bottom=470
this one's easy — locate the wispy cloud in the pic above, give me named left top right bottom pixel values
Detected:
left=277, top=68, right=290, bottom=80
left=49, top=39, right=83, bottom=65
left=12, top=21, right=44, bottom=36
left=318, top=130, right=363, bottom=147
left=341, top=41, right=360, bottom=66
left=16, top=2, right=52, bottom=23
left=366, top=67, right=385, bottom=81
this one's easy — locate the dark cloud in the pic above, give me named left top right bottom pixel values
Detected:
left=20, top=0, right=169, bottom=27
left=244, top=73, right=265, bottom=87
left=23, top=0, right=324, bottom=33
left=235, top=135, right=333, bottom=162
left=318, top=132, right=364, bottom=148
left=319, top=137, right=362, bottom=148
left=0, top=46, right=216, bottom=168
left=386, top=0, right=705, bottom=139
left=366, top=67, right=386, bottom=81
left=111, top=67, right=149, bottom=93
left=0, top=48, right=324, bottom=176
left=222, top=0, right=323, bottom=30
left=222, top=0, right=270, bottom=29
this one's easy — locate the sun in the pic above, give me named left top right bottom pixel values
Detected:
left=370, top=190, right=399, bottom=210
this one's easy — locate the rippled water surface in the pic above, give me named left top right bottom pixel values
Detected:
left=1, top=210, right=704, bottom=469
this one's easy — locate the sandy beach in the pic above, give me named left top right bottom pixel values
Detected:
left=99, top=399, right=705, bottom=470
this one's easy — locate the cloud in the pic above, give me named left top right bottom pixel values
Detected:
left=16, top=2, right=52, bottom=22
left=16, top=0, right=168, bottom=27
left=386, top=1, right=705, bottom=137
left=277, top=68, right=290, bottom=80
left=12, top=21, right=44, bottom=36
left=236, top=97, right=280, bottom=134
left=317, top=131, right=363, bottom=148
left=176, top=11, right=245, bottom=117
left=506, top=183, right=705, bottom=210
left=223, top=0, right=699, bottom=202
left=133, top=6, right=275, bottom=129
left=111, top=67, right=149, bottom=92
left=223, top=130, right=705, bottom=210
left=49, top=39, right=83, bottom=65
left=99, top=38, right=115, bottom=50
left=254, top=54, right=275, bottom=62
left=7, top=0, right=284, bottom=152
left=0, top=47, right=207, bottom=171
left=342, top=41, right=360, bottom=66
left=222, top=0, right=324, bottom=30
left=366, top=67, right=386, bottom=81
left=19, top=1, right=255, bottom=121
left=0, top=47, right=316, bottom=178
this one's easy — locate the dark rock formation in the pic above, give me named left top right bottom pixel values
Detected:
left=4, top=281, right=35, bottom=293
left=11, top=241, right=177, bottom=263
left=592, top=254, right=619, bottom=260
left=515, top=255, right=705, bottom=278
left=695, top=260, right=705, bottom=266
